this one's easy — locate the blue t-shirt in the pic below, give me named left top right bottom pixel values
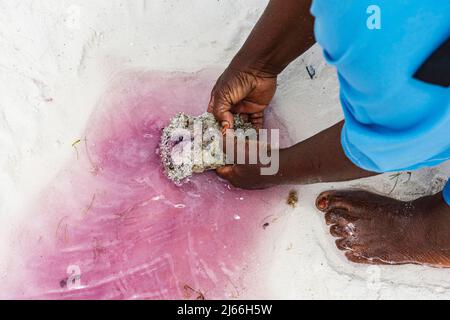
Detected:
left=311, top=0, right=450, bottom=204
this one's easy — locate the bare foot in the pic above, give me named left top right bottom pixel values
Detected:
left=316, top=190, right=450, bottom=267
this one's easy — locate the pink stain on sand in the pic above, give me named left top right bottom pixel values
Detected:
left=8, top=70, right=289, bottom=299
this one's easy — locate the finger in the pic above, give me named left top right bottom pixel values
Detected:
left=207, top=83, right=218, bottom=113
left=232, top=100, right=266, bottom=114
left=209, top=94, right=232, bottom=134
left=251, top=118, right=264, bottom=130
left=213, top=103, right=234, bottom=133
left=251, top=118, right=264, bottom=125
left=212, top=98, right=235, bottom=131
left=240, top=114, right=250, bottom=122
left=207, top=96, right=213, bottom=113
left=250, top=112, right=264, bottom=119
left=207, top=87, right=215, bottom=113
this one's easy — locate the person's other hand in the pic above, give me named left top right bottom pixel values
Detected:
left=207, top=67, right=277, bottom=131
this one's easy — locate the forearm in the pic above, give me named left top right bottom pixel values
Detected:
left=278, top=121, right=378, bottom=184
left=230, top=0, right=315, bottom=76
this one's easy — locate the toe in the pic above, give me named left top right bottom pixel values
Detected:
left=346, top=251, right=394, bottom=265
left=316, top=190, right=352, bottom=211
left=316, top=191, right=332, bottom=211
left=316, top=190, right=378, bottom=214
left=335, top=237, right=357, bottom=251
left=330, top=224, right=347, bottom=237
left=328, top=208, right=359, bottom=223
left=345, top=252, right=371, bottom=264
left=324, top=211, right=338, bottom=225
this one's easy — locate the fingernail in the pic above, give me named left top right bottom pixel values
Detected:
left=221, top=121, right=230, bottom=129
left=221, top=121, right=230, bottom=135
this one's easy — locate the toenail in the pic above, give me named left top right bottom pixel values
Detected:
left=317, top=196, right=328, bottom=210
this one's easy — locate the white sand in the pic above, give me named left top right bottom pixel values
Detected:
left=0, top=0, right=449, bottom=299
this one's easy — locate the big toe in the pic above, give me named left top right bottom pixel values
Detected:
left=316, top=190, right=369, bottom=213
left=316, top=190, right=349, bottom=211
